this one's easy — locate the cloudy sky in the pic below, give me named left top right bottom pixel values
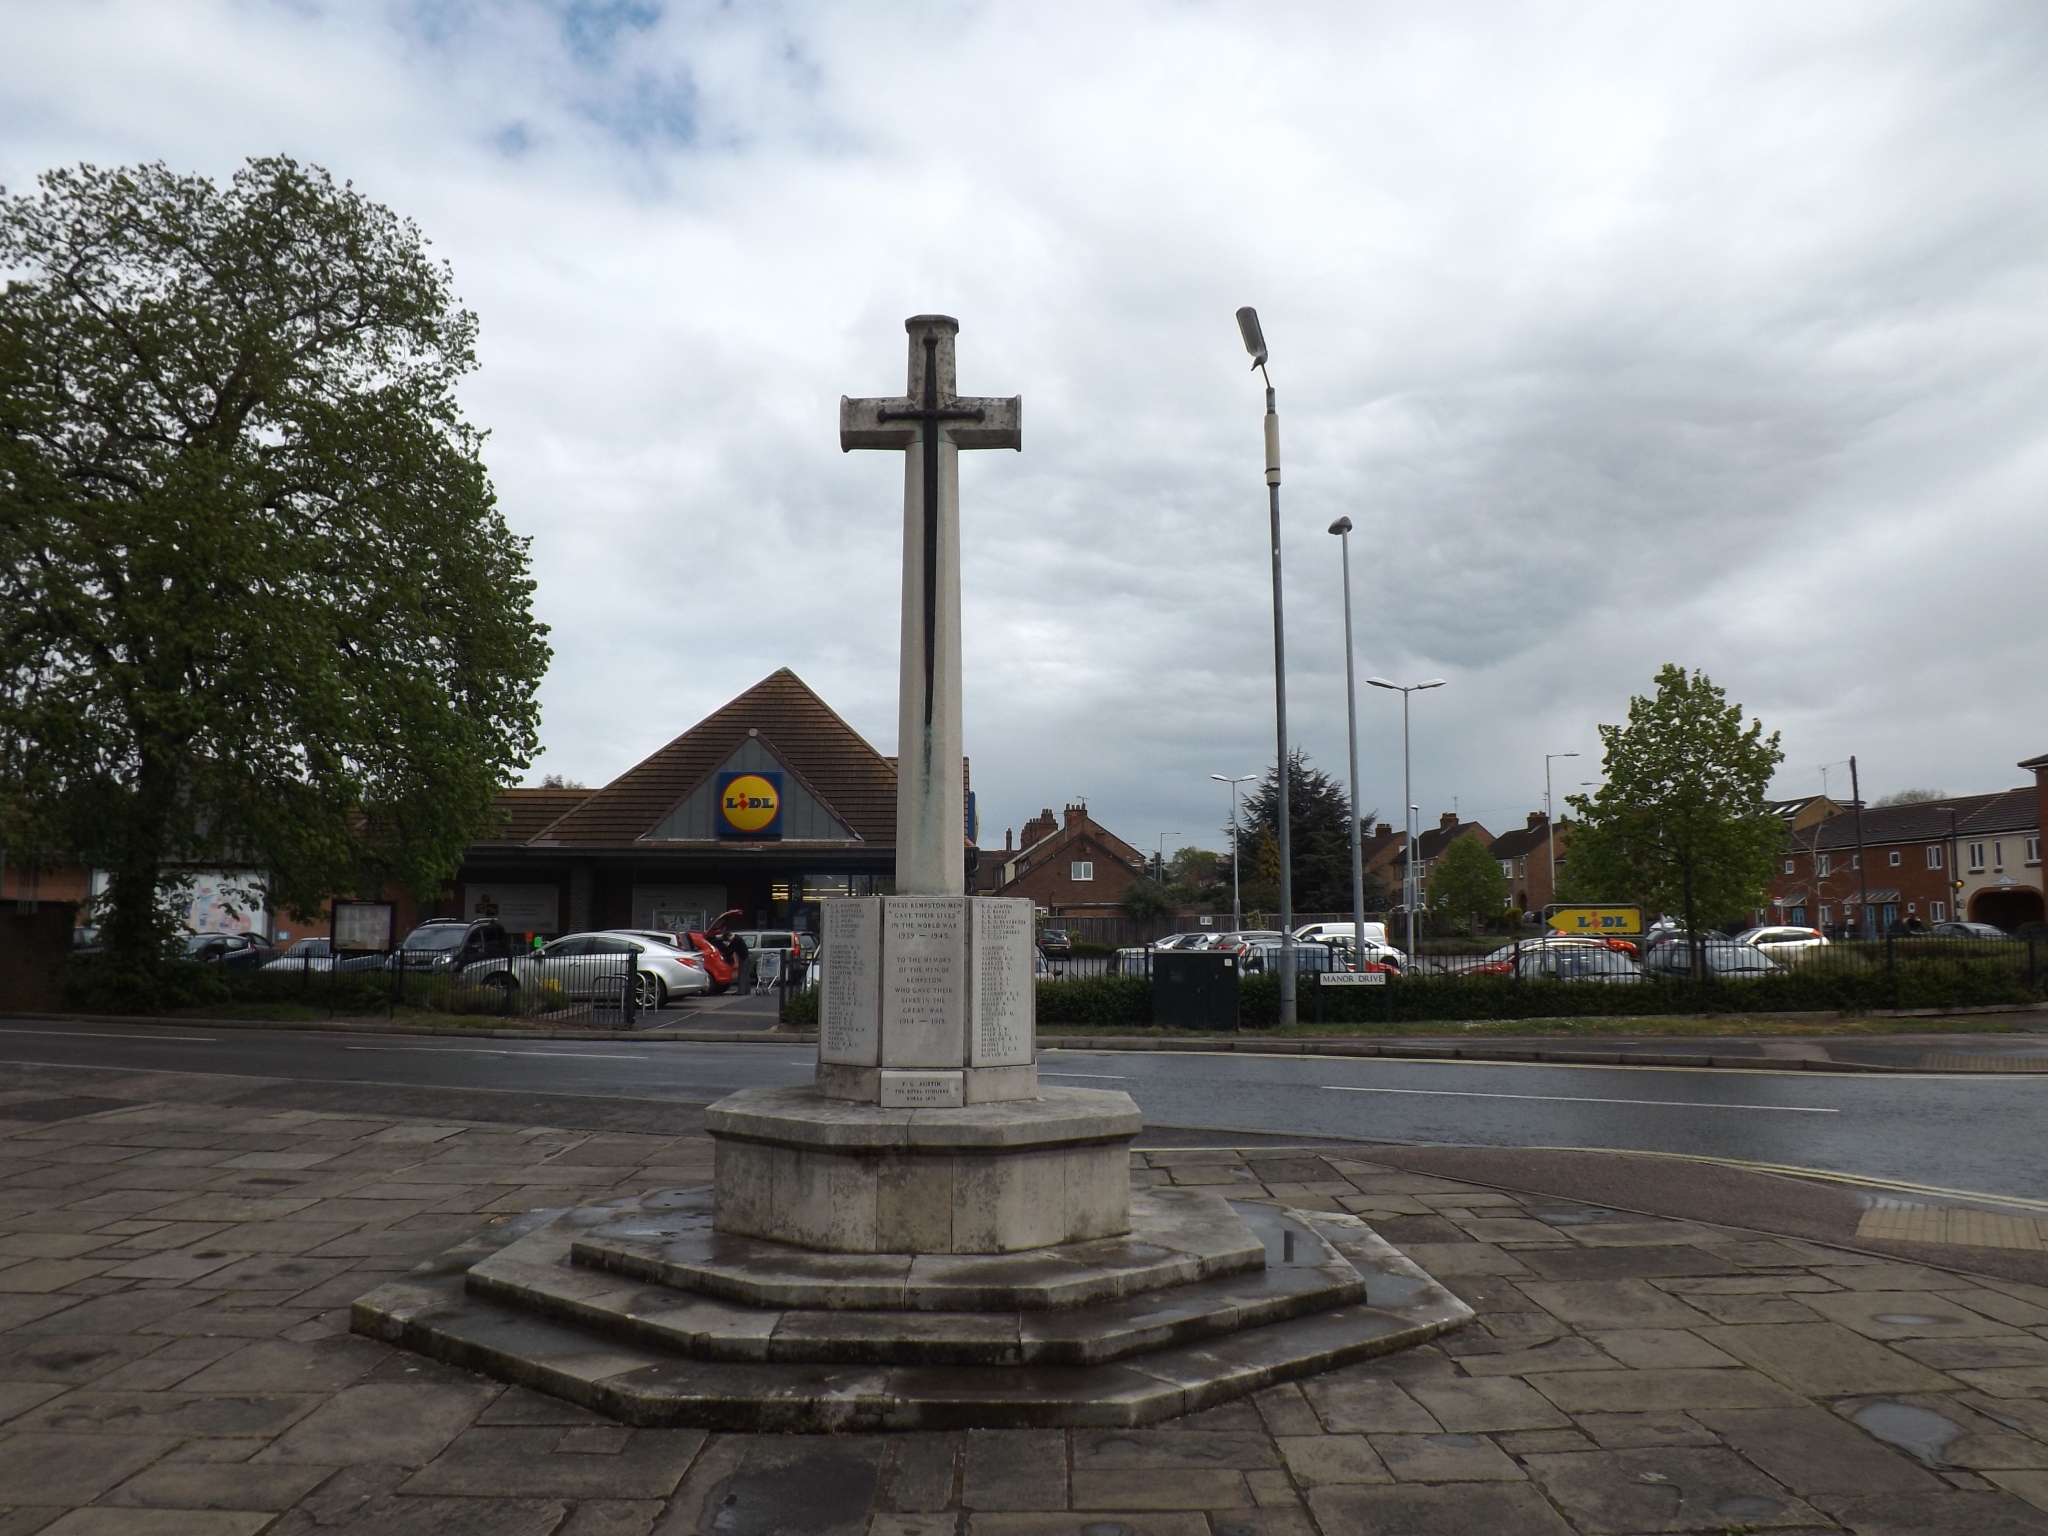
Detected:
left=8, top=1, right=2047, bottom=854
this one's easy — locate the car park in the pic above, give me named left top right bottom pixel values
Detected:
left=260, top=937, right=333, bottom=973
left=1735, top=925, right=1829, bottom=962
left=1929, top=920, right=2008, bottom=939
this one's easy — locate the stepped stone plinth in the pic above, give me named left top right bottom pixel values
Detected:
left=350, top=316, right=1471, bottom=1427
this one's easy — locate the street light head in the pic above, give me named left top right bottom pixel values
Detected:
left=1366, top=676, right=1398, bottom=691
left=1418, top=679, right=1447, bottom=690
left=1235, top=307, right=1268, bottom=369
left=1327, top=516, right=1353, bottom=536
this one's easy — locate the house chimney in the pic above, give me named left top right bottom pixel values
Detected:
left=1528, top=810, right=1544, bottom=831
left=1376, top=823, right=1392, bottom=839
left=1005, top=828, right=1013, bottom=851
left=1064, top=802, right=1087, bottom=828
left=1439, top=812, right=1459, bottom=831
left=1019, top=808, right=1057, bottom=849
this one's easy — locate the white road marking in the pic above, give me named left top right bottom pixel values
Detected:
left=1320, top=1084, right=1836, bottom=1113
left=340, top=1046, right=645, bottom=1061
left=0, top=1028, right=215, bottom=1042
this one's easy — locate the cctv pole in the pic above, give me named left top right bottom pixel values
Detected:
left=1238, top=307, right=1295, bottom=1023
left=1330, top=517, right=1366, bottom=966
left=1213, top=773, right=1256, bottom=931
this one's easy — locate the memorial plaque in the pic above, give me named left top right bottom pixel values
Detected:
left=819, top=897, right=881, bottom=1065
left=970, top=898, right=1034, bottom=1067
left=881, top=896, right=967, bottom=1068
left=879, top=1069, right=964, bottom=1108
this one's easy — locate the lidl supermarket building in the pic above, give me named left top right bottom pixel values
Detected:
left=442, top=670, right=908, bottom=940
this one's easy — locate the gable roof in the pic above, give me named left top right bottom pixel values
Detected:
left=1803, top=789, right=2037, bottom=850
left=1001, top=811, right=1145, bottom=887
left=483, top=787, right=594, bottom=844
left=1489, top=817, right=1565, bottom=861
left=517, top=669, right=897, bottom=849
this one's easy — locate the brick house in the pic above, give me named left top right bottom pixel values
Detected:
left=983, top=803, right=1146, bottom=918
left=1487, top=813, right=1571, bottom=916
left=1765, top=782, right=2043, bottom=934
left=1361, top=813, right=1495, bottom=909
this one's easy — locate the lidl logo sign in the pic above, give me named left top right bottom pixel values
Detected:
left=718, top=772, right=783, bottom=838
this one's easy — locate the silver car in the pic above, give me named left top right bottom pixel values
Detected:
left=464, top=931, right=712, bottom=1011
left=260, top=937, right=333, bottom=973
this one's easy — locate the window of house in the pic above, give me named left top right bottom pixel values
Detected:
left=1968, top=843, right=1985, bottom=872
left=1925, top=845, right=1943, bottom=869
left=1817, top=854, right=1831, bottom=878
left=1500, top=860, right=1513, bottom=878
left=1852, top=854, right=1860, bottom=870
left=1993, top=841, right=2004, bottom=871
left=1819, top=906, right=1833, bottom=928
left=1070, top=861, right=1094, bottom=882
left=2029, top=837, right=2042, bottom=865
left=1784, top=859, right=1796, bottom=874
left=1931, top=901, right=1948, bottom=922
left=1888, top=851, right=1902, bottom=867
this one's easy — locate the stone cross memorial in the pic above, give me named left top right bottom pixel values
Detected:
left=819, top=317, right=1037, bottom=1110
left=352, top=314, right=1470, bottom=1430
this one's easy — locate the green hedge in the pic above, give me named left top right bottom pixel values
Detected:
left=1032, top=955, right=2042, bottom=1032
left=66, top=959, right=540, bottom=1018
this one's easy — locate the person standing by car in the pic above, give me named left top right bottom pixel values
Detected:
left=727, top=931, right=752, bottom=995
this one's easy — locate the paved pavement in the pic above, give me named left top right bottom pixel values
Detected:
left=6, top=1019, right=2045, bottom=1200
left=4, top=1067, right=2048, bottom=1532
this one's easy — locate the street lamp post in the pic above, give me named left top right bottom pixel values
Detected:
left=1211, top=774, right=1257, bottom=932
left=1366, top=676, right=1446, bottom=961
left=1544, top=752, right=1579, bottom=911
left=1329, top=516, right=1366, bottom=966
left=1154, top=833, right=1180, bottom=885
left=1237, top=306, right=1296, bottom=1022
left=1936, top=804, right=1963, bottom=925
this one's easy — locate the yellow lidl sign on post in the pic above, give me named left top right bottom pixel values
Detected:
left=717, top=771, right=783, bottom=838
left=1547, top=905, right=1643, bottom=936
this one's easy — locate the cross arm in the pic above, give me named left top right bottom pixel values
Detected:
left=839, top=395, right=1022, bottom=452
left=840, top=397, right=917, bottom=451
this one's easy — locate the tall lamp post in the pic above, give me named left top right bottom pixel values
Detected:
left=1211, top=773, right=1257, bottom=932
left=1328, top=516, right=1367, bottom=966
left=1935, top=804, right=1963, bottom=925
left=1237, top=306, right=1295, bottom=1022
left=1544, top=752, right=1579, bottom=911
left=1366, top=676, right=1446, bottom=960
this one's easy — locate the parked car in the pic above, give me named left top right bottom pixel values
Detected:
left=1151, top=933, right=1207, bottom=951
left=1464, top=937, right=1618, bottom=977
left=1111, top=946, right=1153, bottom=977
left=1293, top=920, right=1389, bottom=946
left=669, top=931, right=742, bottom=993
left=1512, top=944, right=1644, bottom=983
left=1038, top=927, right=1073, bottom=958
left=463, top=930, right=709, bottom=1011
left=1929, top=921, right=2007, bottom=939
left=1239, top=941, right=1340, bottom=976
left=1735, top=926, right=1830, bottom=962
left=182, top=932, right=275, bottom=969
left=260, top=937, right=333, bottom=973
left=1640, top=936, right=1782, bottom=979
left=341, top=919, right=511, bottom=975
left=723, top=929, right=811, bottom=987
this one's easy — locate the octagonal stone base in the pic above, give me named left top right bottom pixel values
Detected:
left=706, top=1084, right=1141, bottom=1255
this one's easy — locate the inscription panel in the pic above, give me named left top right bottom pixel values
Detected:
left=880, top=896, right=967, bottom=1068
left=970, top=898, right=1035, bottom=1067
left=818, top=898, right=881, bottom=1065
left=879, top=1069, right=965, bottom=1108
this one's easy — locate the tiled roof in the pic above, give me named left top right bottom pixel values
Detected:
left=482, top=788, right=594, bottom=843
left=1415, top=821, right=1492, bottom=863
left=1802, top=789, right=2037, bottom=849
left=1489, top=818, right=1564, bottom=860
left=514, top=669, right=897, bottom=849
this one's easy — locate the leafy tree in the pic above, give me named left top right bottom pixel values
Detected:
left=1561, top=666, right=1784, bottom=933
left=1119, top=878, right=1177, bottom=922
left=1240, top=750, right=1390, bottom=914
left=0, top=158, right=550, bottom=974
left=1427, top=833, right=1510, bottom=930
left=1875, top=788, right=1943, bottom=806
